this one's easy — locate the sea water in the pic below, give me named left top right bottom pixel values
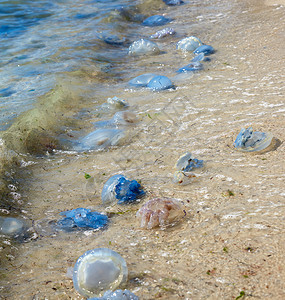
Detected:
left=0, top=0, right=284, bottom=298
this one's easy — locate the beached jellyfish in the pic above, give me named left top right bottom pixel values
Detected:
left=93, top=111, right=138, bottom=128
left=102, top=35, right=126, bottom=46
left=142, top=15, right=172, bottom=27
left=88, top=289, right=139, bottom=300
left=100, top=97, right=129, bottom=111
left=175, top=152, right=204, bottom=171
left=129, top=73, right=157, bottom=87
left=150, top=27, right=176, bottom=39
left=173, top=171, right=196, bottom=185
left=163, top=0, right=184, bottom=5
left=191, top=53, right=211, bottom=62
left=102, top=175, right=145, bottom=205
left=75, top=128, right=125, bottom=151
left=176, top=62, right=204, bottom=73
left=177, top=36, right=202, bottom=52
left=233, top=127, right=273, bottom=152
left=194, top=45, right=215, bottom=56
left=0, top=216, right=28, bottom=237
left=56, top=208, right=108, bottom=231
left=73, top=248, right=128, bottom=298
left=128, top=39, right=160, bottom=56
left=136, top=198, right=185, bottom=229
left=147, top=75, right=174, bottom=91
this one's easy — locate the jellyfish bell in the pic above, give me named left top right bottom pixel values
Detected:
left=233, top=127, right=273, bottom=152
left=73, top=248, right=128, bottom=298
left=136, top=198, right=185, bottom=229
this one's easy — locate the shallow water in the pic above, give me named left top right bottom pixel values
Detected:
left=0, top=0, right=285, bottom=299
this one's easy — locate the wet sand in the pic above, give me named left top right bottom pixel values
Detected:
left=0, top=0, right=284, bottom=299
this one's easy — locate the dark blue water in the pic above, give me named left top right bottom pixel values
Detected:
left=0, top=0, right=134, bottom=130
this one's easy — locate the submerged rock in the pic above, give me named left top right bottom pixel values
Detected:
left=128, top=39, right=160, bottom=56
left=73, top=248, right=128, bottom=298
left=0, top=216, right=28, bottom=237
left=147, top=75, right=174, bottom=91
left=177, top=61, right=203, bottom=73
left=102, top=174, right=145, bottom=205
left=93, top=111, right=138, bottom=128
left=175, top=152, right=204, bottom=171
left=177, top=36, right=202, bottom=52
left=57, top=208, right=108, bottom=231
left=194, top=44, right=215, bottom=55
left=129, top=73, right=157, bottom=87
left=142, top=15, right=172, bottom=27
left=233, top=127, right=273, bottom=152
left=163, top=0, right=183, bottom=5
left=150, top=27, right=176, bottom=39
left=88, top=289, right=139, bottom=300
left=75, top=129, right=125, bottom=151
left=136, top=198, right=185, bottom=229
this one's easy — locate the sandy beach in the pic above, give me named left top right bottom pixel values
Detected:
left=0, top=0, right=284, bottom=299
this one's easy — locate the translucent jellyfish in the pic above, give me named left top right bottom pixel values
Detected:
left=176, top=62, right=203, bottom=73
left=136, top=198, right=185, bottom=229
left=194, top=45, right=215, bottom=56
left=129, top=73, right=157, bottom=87
left=0, top=216, right=28, bottom=237
left=163, top=0, right=184, bottom=6
left=73, top=248, right=128, bottom=298
left=233, top=127, right=273, bottom=152
left=175, top=152, right=204, bottom=171
left=176, top=36, right=202, bottom=52
left=128, top=39, right=160, bottom=56
left=100, top=97, right=129, bottom=111
left=191, top=53, right=211, bottom=62
left=173, top=171, right=196, bottom=185
left=150, top=27, right=176, bottom=39
left=146, top=75, right=174, bottom=91
left=75, top=129, right=125, bottom=151
left=89, top=289, right=139, bottom=300
left=142, top=15, right=172, bottom=27
left=56, top=208, right=108, bottom=231
left=102, top=175, right=145, bottom=205
left=93, top=111, right=138, bottom=128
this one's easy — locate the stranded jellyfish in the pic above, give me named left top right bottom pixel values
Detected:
left=234, top=127, right=273, bottom=152
left=102, top=175, right=145, bottom=205
left=136, top=198, right=185, bottom=229
left=128, top=39, right=160, bottom=56
left=176, top=36, right=202, bottom=52
left=88, top=289, right=139, bottom=300
left=73, top=248, right=128, bottom=298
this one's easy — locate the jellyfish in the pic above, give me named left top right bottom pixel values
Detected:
left=176, top=36, right=202, bottom=52
left=142, top=15, right=172, bottom=27
left=0, top=216, right=28, bottom=237
left=88, top=289, right=139, bottom=300
left=73, top=248, right=128, bottom=298
left=175, top=152, right=204, bottom=172
left=128, top=39, right=160, bottom=56
left=56, top=208, right=108, bottom=231
left=194, top=45, right=215, bottom=56
left=136, top=198, right=185, bottom=229
left=101, top=175, right=145, bottom=205
left=93, top=111, right=138, bottom=129
left=150, top=27, right=176, bottom=39
left=233, top=127, right=273, bottom=152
